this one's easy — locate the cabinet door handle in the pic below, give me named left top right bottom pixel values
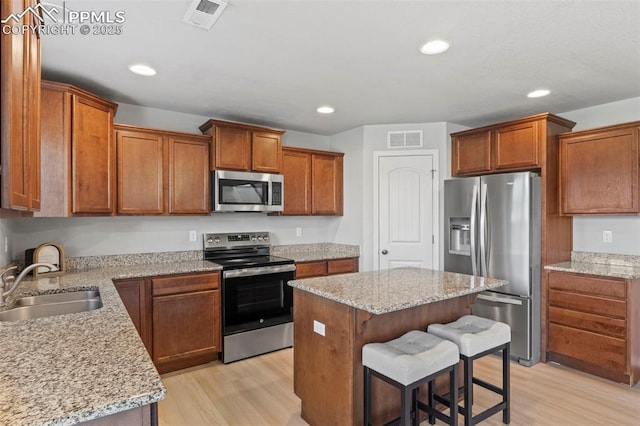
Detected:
left=381, top=250, right=388, bottom=255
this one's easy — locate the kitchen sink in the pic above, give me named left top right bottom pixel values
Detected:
left=0, top=291, right=103, bottom=322
left=13, top=290, right=101, bottom=307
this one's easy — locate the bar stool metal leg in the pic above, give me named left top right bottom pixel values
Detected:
left=412, top=388, right=419, bottom=426
left=364, top=366, right=371, bottom=426
left=427, top=380, right=435, bottom=425
left=463, top=356, right=472, bottom=426
left=503, top=344, right=510, bottom=424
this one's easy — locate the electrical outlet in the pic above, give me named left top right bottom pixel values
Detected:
left=313, top=320, right=325, bottom=336
left=189, top=230, right=197, bottom=242
left=602, top=230, right=613, bottom=243
left=296, top=227, right=302, bottom=237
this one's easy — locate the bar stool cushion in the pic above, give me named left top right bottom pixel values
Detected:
left=428, top=315, right=510, bottom=357
left=362, top=330, right=459, bottom=386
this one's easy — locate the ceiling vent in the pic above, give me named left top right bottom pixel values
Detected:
left=387, top=130, right=423, bottom=149
left=183, top=0, right=228, bottom=30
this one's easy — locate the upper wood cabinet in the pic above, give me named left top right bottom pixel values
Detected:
left=282, top=148, right=312, bottom=214
left=116, top=128, right=165, bottom=215
left=115, top=124, right=211, bottom=215
left=451, top=132, right=492, bottom=175
left=199, top=119, right=284, bottom=173
left=1, top=0, right=41, bottom=212
left=451, top=113, right=576, bottom=176
left=312, top=152, right=344, bottom=215
left=281, top=147, right=344, bottom=216
left=37, top=81, right=118, bottom=217
left=559, top=121, right=640, bottom=215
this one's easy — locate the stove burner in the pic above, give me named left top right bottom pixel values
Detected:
left=203, top=232, right=294, bottom=270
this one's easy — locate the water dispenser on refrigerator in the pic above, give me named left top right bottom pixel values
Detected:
left=449, top=218, right=470, bottom=255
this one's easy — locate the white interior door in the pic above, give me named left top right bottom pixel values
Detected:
left=375, top=153, right=437, bottom=270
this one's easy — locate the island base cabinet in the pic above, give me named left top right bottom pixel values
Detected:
left=293, top=289, right=475, bottom=425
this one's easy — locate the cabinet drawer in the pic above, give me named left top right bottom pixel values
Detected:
left=548, top=323, right=626, bottom=371
left=152, top=272, right=219, bottom=296
left=296, top=261, right=327, bottom=279
left=549, top=289, right=626, bottom=318
left=549, top=306, right=626, bottom=338
left=548, top=272, right=626, bottom=298
left=327, top=258, right=357, bottom=275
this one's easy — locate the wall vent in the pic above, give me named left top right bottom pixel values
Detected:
left=387, top=130, right=423, bottom=148
left=183, top=0, right=228, bottom=30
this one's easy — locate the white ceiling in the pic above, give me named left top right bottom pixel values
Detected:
left=40, top=0, right=640, bottom=135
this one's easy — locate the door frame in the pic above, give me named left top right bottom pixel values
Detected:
left=373, top=150, right=440, bottom=270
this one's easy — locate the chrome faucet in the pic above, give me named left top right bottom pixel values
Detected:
left=0, top=263, right=58, bottom=307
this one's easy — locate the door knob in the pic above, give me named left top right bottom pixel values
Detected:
left=381, top=250, right=388, bottom=255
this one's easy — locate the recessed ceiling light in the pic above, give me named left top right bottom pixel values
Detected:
left=527, top=89, right=551, bottom=98
left=128, top=64, right=157, bottom=76
left=317, top=106, right=335, bottom=114
left=419, top=39, right=450, bottom=55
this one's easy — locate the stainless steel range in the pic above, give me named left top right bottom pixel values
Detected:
left=203, top=232, right=295, bottom=363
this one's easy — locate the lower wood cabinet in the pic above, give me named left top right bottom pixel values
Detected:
left=113, top=279, right=152, bottom=354
left=151, top=272, right=220, bottom=373
left=114, top=271, right=221, bottom=374
left=295, top=258, right=359, bottom=279
left=546, top=270, right=640, bottom=385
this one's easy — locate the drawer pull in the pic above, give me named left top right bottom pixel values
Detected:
left=477, top=294, right=523, bottom=305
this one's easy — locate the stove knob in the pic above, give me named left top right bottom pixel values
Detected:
left=257, top=235, right=263, bottom=241
left=206, top=237, right=214, bottom=244
left=263, top=235, right=269, bottom=241
left=214, top=237, right=220, bottom=244
left=251, top=236, right=257, bottom=241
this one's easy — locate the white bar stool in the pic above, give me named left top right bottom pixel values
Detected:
left=362, top=330, right=459, bottom=426
left=428, top=315, right=511, bottom=426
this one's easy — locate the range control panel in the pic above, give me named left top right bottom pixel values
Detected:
left=203, top=232, right=270, bottom=249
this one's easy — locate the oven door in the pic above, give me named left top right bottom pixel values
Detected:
left=222, top=264, right=295, bottom=336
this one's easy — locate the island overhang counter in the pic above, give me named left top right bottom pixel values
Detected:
left=288, top=267, right=508, bottom=425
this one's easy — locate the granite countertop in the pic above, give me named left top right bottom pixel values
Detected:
left=0, top=260, right=222, bottom=426
left=545, top=261, right=640, bottom=280
left=544, top=251, right=640, bottom=280
left=288, top=267, right=508, bottom=315
left=271, top=243, right=359, bottom=263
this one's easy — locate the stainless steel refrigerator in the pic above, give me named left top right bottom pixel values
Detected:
left=444, top=171, right=541, bottom=366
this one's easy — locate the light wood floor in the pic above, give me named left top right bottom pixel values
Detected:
left=159, top=348, right=640, bottom=425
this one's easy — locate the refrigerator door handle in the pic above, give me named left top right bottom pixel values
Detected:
left=479, top=183, right=488, bottom=276
left=470, top=184, right=479, bottom=276
left=477, top=293, right=523, bottom=305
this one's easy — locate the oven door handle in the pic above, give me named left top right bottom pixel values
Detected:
left=223, top=264, right=296, bottom=279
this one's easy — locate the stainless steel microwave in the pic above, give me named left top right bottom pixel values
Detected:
left=212, top=170, right=284, bottom=212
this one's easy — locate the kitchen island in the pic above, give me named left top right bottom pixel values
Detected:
left=0, top=260, right=221, bottom=426
left=289, top=267, right=508, bottom=425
